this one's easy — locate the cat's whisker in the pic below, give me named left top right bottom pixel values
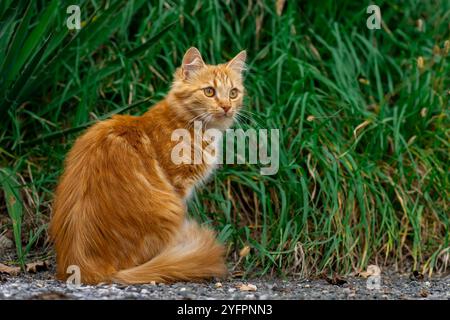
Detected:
left=235, top=111, right=263, bottom=128
left=237, top=113, right=261, bottom=127
left=233, top=114, right=243, bottom=127
left=186, top=112, right=209, bottom=130
left=238, top=109, right=265, bottom=124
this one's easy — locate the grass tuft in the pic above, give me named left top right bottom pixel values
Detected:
left=0, top=0, right=448, bottom=276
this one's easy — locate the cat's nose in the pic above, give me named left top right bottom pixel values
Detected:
left=220, top=104, right=231, bottom=113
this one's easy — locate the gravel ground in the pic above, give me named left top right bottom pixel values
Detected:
left=0, top=269, right=449, bottom=300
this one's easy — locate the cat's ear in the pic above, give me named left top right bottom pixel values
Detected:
left=182, top=47, right=205, bottom=78
left=226, top=50, right=247, bottom=74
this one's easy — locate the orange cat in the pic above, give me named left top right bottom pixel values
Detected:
left=49, top=47, right=247, bottom=284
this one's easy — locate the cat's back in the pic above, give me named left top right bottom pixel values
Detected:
left=65, top=114, right=153, bottom=164
left=54, top=113, right=157, bottom=209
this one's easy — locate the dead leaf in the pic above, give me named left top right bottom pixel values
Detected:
left=417, top=56, right=424, bottom=69
left=410, top=270, right=424, bottom=281
left=0, top=263, right=20, bottom=276
left=419, top=288, right=429, bottom=297
left=353, top=120, right=371, bottom=139
left=444, top=40, right=450, bottom=55
left=231, top=270, right=244, bottom=278
left=239, top=245, right=251, bottom=258
left=308, top=43, right=321, bottom=60
left=238, top=283, right=257, bottom=291
left=432, top=45, right=441, bottom=56
left=26, top=260, right=49, bottom=273
left=359, top=265, right=381, bottom=278
left=416, top=19, right=424, bottom=32
left=420, top=108, right=428, bottom=117
left=358, top=78, right=370, bottom=85
left=324, top=274, right=347, bottom=286
left=255, top=15, right=263, bottom=39
left=276, top=0, right=286, bottom=16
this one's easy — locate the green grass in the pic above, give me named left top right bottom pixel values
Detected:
left=0, top=0, right=448, bottom=276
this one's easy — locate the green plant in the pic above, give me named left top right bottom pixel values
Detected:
left=0, top=0, right=448, bottom=276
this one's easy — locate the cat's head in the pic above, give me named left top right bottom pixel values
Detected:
left=169, top=47, right=247, bottom=129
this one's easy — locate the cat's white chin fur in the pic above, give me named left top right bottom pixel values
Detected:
left=205, top=116, right=235, bottom=131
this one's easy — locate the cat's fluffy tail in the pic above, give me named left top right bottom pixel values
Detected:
left=111, top=220, right=227, bottom=284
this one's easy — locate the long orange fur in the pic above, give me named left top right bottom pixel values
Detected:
left=49, top=47, right=247, bottom=284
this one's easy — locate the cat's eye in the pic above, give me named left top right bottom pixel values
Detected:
left=203, top=87, right=215, bottom=97
left=229, top=88, right=239, bottom=99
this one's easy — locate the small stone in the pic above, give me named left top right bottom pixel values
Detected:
left=343, top=288, right=352, bottom=294
left=97, top=288, right=109, bottom=295
left=179, top=290, right=195, bottom=300
left=215, top=282, right=222, bottom=288
left=228, top=288, right=236, bottom=293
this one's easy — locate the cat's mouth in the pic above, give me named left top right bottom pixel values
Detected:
left=211, top=111, right=234, bottom=119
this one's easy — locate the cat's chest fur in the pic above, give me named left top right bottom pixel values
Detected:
left=141, top=101, right=230, bottom=200
left=172, top=129, right=222, bottom=199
